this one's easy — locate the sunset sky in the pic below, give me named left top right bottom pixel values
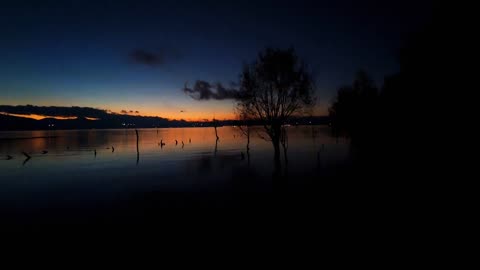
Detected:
left=0, top=0, right=432, bottom=121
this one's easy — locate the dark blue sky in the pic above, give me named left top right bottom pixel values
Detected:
left=0, top=0, right=432, bottom=120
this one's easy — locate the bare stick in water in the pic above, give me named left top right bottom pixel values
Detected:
left=22, top=158, right=30, bottom=166
left=213, top=118, right=219, bottom=141
left=21, top=151, right=31, bottom=166
left=22, top=151, right=31, bottom=159
left=136, top=129, right=139, bottom=165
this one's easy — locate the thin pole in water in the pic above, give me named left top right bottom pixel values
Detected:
left=136, top=129, right=139, bottom=165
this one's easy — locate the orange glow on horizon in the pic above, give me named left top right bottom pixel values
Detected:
left=0, top=112, right=78, bottom=120
left=0, top=111, right=236, bottom=122
left=114, top=111, right=237, bottom=122
left=2, top=102, right=327, bottom=122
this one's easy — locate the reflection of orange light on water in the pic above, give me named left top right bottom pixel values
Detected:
left=131, top=126, right=272, bottom=154
left=0, top=112, right=78, bottom=120
left=85, top=117, right=100, bottom=121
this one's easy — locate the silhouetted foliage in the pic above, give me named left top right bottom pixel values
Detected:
left=329, top=22, right=442, bottom=180
left=329, top=70, right=379, bottom=143
left=237, top=48, right=315, bottom=164
left=329, top=21, right=443, bottom=144
left=381, top=22, right=441, bottom=136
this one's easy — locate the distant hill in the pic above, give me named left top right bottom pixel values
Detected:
left=0, top=105, right=188, bottom=130
left=0, top=105, right=329, bottom=131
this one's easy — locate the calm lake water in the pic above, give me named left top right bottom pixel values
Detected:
left=0, top=126, right=350, bottom=213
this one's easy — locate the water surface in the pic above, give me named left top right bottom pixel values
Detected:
left=0, top=126, right=350, bottom=211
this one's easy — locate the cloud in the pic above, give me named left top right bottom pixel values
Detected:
left=129, top=49, right=164, bottom=66
left=135, top=111, right=139, bottom=114
left=183, top=80, right=242, bottom=101
left=121, top=110, right=128, bottom=114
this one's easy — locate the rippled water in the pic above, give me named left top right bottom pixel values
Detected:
left=0, top=126, right=350, bottom=210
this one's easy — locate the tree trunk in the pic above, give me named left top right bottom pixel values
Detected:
left=272, top=137, right=284, bottom=191
left=283, top=143, right=288, bottom=164
left=246, top=128, right=250, bottom=153
left=272, top=137, right=281, bottom=165
left=281, top=127, right=288, bottom=164
left=272, top=123, right=282, bottom=166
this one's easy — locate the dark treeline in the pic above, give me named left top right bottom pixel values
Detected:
left=330, top=22, right=440, bottom=146
left=328, top=21, right=443, bottom=182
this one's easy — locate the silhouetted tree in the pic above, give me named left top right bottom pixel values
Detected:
left=328, top=22, right=442, bottom=182
left=329, top=70, right=379, bottom=143
left=381, top=23, right=440, bottom=139
left=237, top=48, right=315, bottom=165
left=235, top=103, right=253, bottom=154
